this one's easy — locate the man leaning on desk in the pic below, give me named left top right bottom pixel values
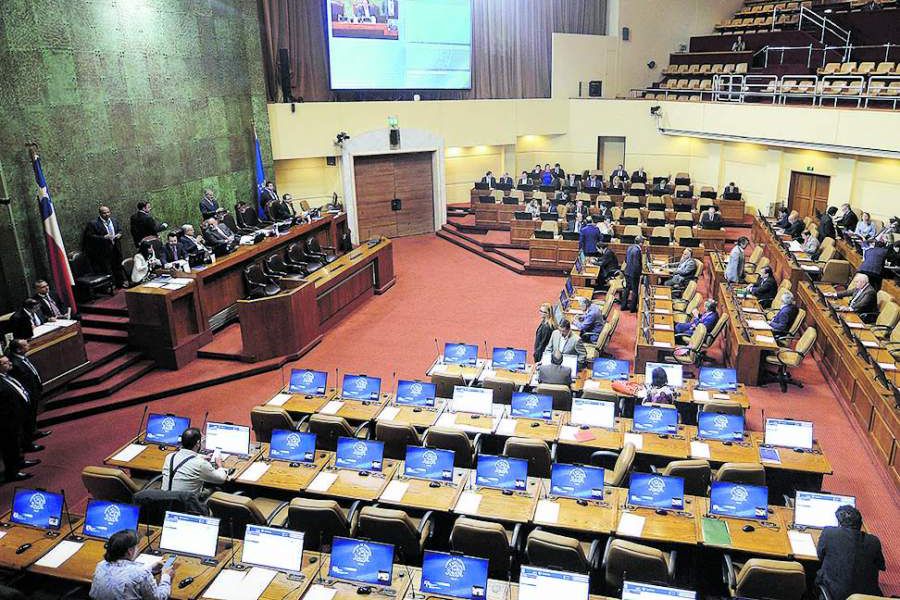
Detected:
left=826, top=273, right=878, bottom=322
left=747, top=265, right=778, bottom=309
left=160, top=428, right=228, bottom=496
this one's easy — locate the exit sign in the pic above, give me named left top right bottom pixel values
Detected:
left=806, top=166, right=814, bottom=172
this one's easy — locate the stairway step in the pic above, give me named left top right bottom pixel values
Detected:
left=82, top=313, right=130, bottom=331
left=82, top=327, right=129, bottom=343
left=436, top=229, right=525, bottom=275
left=65, top=351, right=145, bottom=389
left=42, top=360, right=156, bottom=410
left=85, top=341, right=130, bottom=366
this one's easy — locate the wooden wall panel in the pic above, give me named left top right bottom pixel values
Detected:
left=353, top=152, right=434, bottom=239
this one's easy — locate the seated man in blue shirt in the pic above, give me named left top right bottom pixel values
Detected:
left=675, top=298, right=718, bottom=337
left=769, top=291, right=799, bottom=337
left=579, top=216, right=601, bottom=256
left=572, top=296, right=605, bottom=341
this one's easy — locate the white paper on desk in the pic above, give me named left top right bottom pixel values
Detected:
left=456, top=491, right=482, bottom=515
left=169, top=277, right=193, bottom=285
left=496, top=419, right=518, bottom=436
left=31, top=323, right=62, bottom=337
left=747, top=319, right=772, bottom=330
left=692, top=390, right=710, bottom=401
left=862, top=340, right=878, bottom=348
left=320, top=400, right=344, bottom=414
left=238, top=462, right=270, bottom=482
left=305, top=585, right=338, bottom=600
left=205, top=568, right=277, bottom=600
left=307, top=471, right=338, bottom=493
left=559, top=425, right=579, bottom=441
left=141, top=281, right=167, bottom=288
left=616, top=513, right=646, bottom=537
left=436, top=413, right=458, bottom=428
left=755, top=335, right=776, bottom=344
left=654, top=294, right=668, bottom=300
left=379, top=406, right=401, bottom=421
left=381, top=480, right=409, bottom=502
left=267, top=393, right=292, bottom=407
left=203, top=570, right=245, bottom=599
left=653, top=341, right=672, bottom=348
left=741, top=307, right=762, bottom=314
left=878, top=362, right=897, bottom=371
left=624, top=432, right=644, bottom=450
left=654, top=324, right=674, bottom=331
left=656, top=309, right=671, bottom=315
left=690, top=441, right=711, bottom=459
left=788, top=530, right=818, bottom=558
left=34, top=540, right=83, bottom=568
left=788, top=241, right=803, bottom=252
left=846, top=321, right=865, bottom=329
left=535, top=500, right=560, bottom=524
left=111, top=443, right=147, bottom=462
left=712, top=393, right=733, bottom=400
left=0, top=531, right=6, bottom=540
left=135, top=553, right=160, bottom=567
left=801, top=265, right=820, bottom=272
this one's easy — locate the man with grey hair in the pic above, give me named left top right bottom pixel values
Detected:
left=768, top=290, right=799, bottom=336
left=199, top=188, right=221, bottom=220
left=828, top=273, right=877, bottom=322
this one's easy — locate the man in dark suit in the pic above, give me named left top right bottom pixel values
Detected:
left=818, top=206, right=837, bottom=242
left=584, top=174, right=602, bottom=189
left=551, top=163, right=565, bottom=179
left=178, top=225, right=212, bottom=266
left=84, top=205, right=125, bottom=288
left=769, top=291, right=799, bottom=336
left=858, top=241, right=888, bottom=289
left=537, top=351, right=572, bottom=385
left=623, top=235, right=644, bottom=312
left=202, top=217, right=236, bottom=256
left=699, top=206, right=722, bottom=228
left=723, top=181, right=739, bottom=195
left=830, top=273, right=878, bottom=322
left=785, top=213, right=805, bottom=240
left=0, top=356, right=40, bottom=482
left=816, top=505, right=884, bottom=600
left=32, top=280, right=70, bottom=320
left=6, top=339, right=50, bottom=450
left=597, top=203, right=613, bottom=222
left=517, top=171, right=530, bottom=186
left=9, top=299, right=46, bottom=340
left=631, top=167, right=647, bottom=183
left=578, top=217, right=601, bottom=256
left=653, top=178, right=669, bottom=195
left=498, top=172, right=513, bottom=186
left=259, top=181, right=279, bottom=215
left=747, top=266, right=778, bottom=309
left=774, top=207, right=790, bottom=230
left=838, top=203, right=858, bottom=232
left=481, top=171, right=496, bottom=187
left=162, top=232, right=184, bottom=266
left=610, top=164, right=629, bottom=182
left=129, top=201, right=167, bottom=246
left=199, top=189, right=221, bottom=220
left=594, top=244, right=619, bottom=289
left=268, top=195, right=295, bottom=221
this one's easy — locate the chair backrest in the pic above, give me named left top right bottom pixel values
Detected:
left=693, top=259, right=704, bottom=279
left=623, top=224, right=642, bottom=238
left=207, top=492, right=267, bottom=537
left=132, top=489, right=208, bottom=526
left=876, top=301, right=899, bottom=329
left=680, top=280, right=697, bottom=301
left=535, top=383, right=573, bottom=412
left=540, top=220, right=559, bottom=235
left=876, top=290, right=892, bottom=311
left=503, top=437, right=552, bottom=478
left=715, top=462, right=766, bottom=486
left=287, top=497, right=350, bottom=550
left=264, top=254, right=287, bottom=274
left=81, top=466, right=141, bottom=504
left=307, top=414, right=355, bottom=451
left=375, top=421, right=421, bottom=460
left=817, top=245, right=835, bottom=263
left=735, top=559, right=806, bottom=600
left=483, top=376, right=516, bottom=405
left=819, top=236, right=834, bottom=251
left=525, top=529, right=589, bottom=573
left=624, top=208, right=641, bottom=220
left=706, top=315, right=728, bottom=346
left=686, top=323, right=707, bottom=350
left=593, top=323, right=614, bottom=354
left=786, top=308, right=806, bottom=337
left=795, top=327, right=817, bottom=356
left=450, top=517, right=512, bottom=579
left=820, top=260, right=851, bottom=284
left=604, top=538, right=672, bottom=591
left=606, top=442, right=636, bottom=487
left=890, top=322, right=900, bottom=343
left=431, top=372, right=465, bottom=398
left=747, top=245, right=764, bottom=265
left=357, top=506, right=422, bottom=561
left=662, top=459, right=711, bottom=496
left=424, top=427, right=475, bottom=468
left=250, top=406, right=295, bottom=443
left=651, top=226, right=670, bottom=239
left=755, top=256, right=770, bottom=273
left=698, top=399, right=744, bottom=417
left=557, top=204, right=568, bottom=220
left=682, top=294, right=701, bottom=315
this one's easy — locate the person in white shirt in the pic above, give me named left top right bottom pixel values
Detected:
left=801, top=229, right=820, bottom=255
left=90, top=529, right=173, bottom=600
left=160, top=428, right=228, bottom=495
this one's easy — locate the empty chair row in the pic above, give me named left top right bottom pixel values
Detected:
left=817, top=61, right=900, bottom=77
left=661, top=63, right=749, bottom=76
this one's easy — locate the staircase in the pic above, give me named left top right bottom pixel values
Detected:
left=437, top=223, right=527, bottom=275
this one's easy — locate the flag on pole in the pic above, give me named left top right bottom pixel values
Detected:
left=31, top=150, right=77, bottom=312
left=253, top=129, right=268, bottom=220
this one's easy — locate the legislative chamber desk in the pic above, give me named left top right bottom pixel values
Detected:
left=472, top=200, right=524, bottom=227
left=528, top=235, right=579, bottom=269
left=634, top=285, right=676, bottom=373
left=835, top=237, right=900, bottom=299
left=377, top=466, right=470, bottom=512
left=750, top=216, right=816, bottom=289
left=715, top=284, right=779, bottom=386
left=104, top=437, right=263, bottom=481
left=0, top=511, right=82, bottom=571
left=25, top=320, right=89, bottom=392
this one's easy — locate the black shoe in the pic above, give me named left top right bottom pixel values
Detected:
left=33, top=430, right=52, bottom=439
left=21, top=459, right=41, bottom=469
left=25, top=444, right=45, bottom=453
left=4, top=472, right=33, bottom=483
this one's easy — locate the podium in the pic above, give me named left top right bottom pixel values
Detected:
left=236, top=281, right=323, bottom=362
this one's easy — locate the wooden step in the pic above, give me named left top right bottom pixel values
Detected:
left=82, top=313, right=130, bottom=331
left=82, top=327, right=129, bottom=343
left=41, top=360, right=156, bottom=411
left=64, top=351, right=145, bottom=389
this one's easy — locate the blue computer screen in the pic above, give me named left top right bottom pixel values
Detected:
left=550, top=463, right=604, bottom=500
left=404, top=447, right=454, bottom=482
left=443, top=343, right=478, bottom=365
left=10, top=489, right=64, bottom=530
left=475, top=455, right=527, bottom=491
left=709, top=482, right=769, bottom=520
left=628, top=473, right=685, bottom=510
left=492, top=348, right=527, bottom=372
left=592, top=359, right=631, bottom=381
left=633, top=405, right=679, bottom=434
left=342, top=374, right=382, bottom=401
left=420, top=551, right=489, bottom=599
left=559, top=290, right=569, bottom=309
left=269, top=430, right=317, bottom=463
left=83, top=500, right=140, bottom=540
left=288, top=369, right=328, bottom=395
left=395, top=380, right=436, bottom=407
left=565, top=278, right=574, bottom=297
left=697, top=413, right=745, bottom=442
left=510, top=393, right=553, bottom=420
left=335, top=438, right=384, bottom=471
left=697, top=367, right=738, bottom=391
left=145, top=414, right=190, bottom=445
left=329, top=537, right=394, bottom=585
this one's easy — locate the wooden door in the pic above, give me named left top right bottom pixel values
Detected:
left=788, top=172, right=830, bottom=218
left=354, top=152, right=434, bottom=239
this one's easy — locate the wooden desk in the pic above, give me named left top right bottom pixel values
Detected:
left=835, top=237, right=900, bottom=300
left=306, top=458, right=401, bottom=502
left=236, top=281, right=322, bottom=362
left=696, top=498, right=791, bottom=558
left=751, top=216, right=809, bottom=290
left=198, top=550, right=321, bottom=600
left=165, top=538, right=239, bottom=600
left=750, top=433, right=833, bottom=477
left=681, top=382, right=751, bottom=410
left=528, top=236, right=579, bottom=270
left=621, top=419, right=691, bottom=460
left=510, top=219, right=542, bottom=248
left=104, top=436, right=263, bottom=479
left=683, top=427, right=759, bottom=464
left=472, top=201, right=524, bottom=227
left=375, top=400, right=446, bottom=429
left=533, top=487, right=620, bottom=535
left=433, top=409, right=503, bottom=435
left=771, top=506, right=822, bottom=562
left=25, top=321, right=90, bottom=392
left=635, top=286, right=676, bottom=373
left=494, top=413, right=563, bottom=443
left=0, top=512, right=82, bottom=570
left=453, top=479, right=542, bottom=524
left=616, top=489, right=700, bottom=546
left=426, top=358, right=486, bottom=384
left=311, top=554, right=412, bottom=600
left=265, top=389, right=336, bottom=417
left=477, top=366, right=536, bottom=388
left=558, top=418, right=625, bottom=452
left=378, top=467, right=470, bottom=512
left=234, top=447, right=330, bottom=493
left=716, top=284, right=779, bottom=386
left=320, top=393, right=391, bottom=423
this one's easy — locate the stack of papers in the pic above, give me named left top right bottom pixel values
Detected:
left=305, top=585, right=338, bottom=600
left=496, top=419, right=518, bottom=436
left=690, top=441, right=711, bottom=459
left=204, top=567, right=278, bottom=600
left=238, top=462, right=270, bottom=482
left=381, top=481, right=409, bottom=502
left=378, top=406, right=401, bottom=421
left=308, top=472, right=338, bottom=493
left=111, top=444, right=147, bottom=462
left=788, top=530, right=818, bottom=557
left=623, top=432, right=644, bottom=450
left=616, top=513, right=645, bottom=537
left=535, top=500, right=560, bottom=524
left=456, top=491, right=482, bottom=515
left=747, top=319, right=772, bottom=330
left=266, top=393, right=292, bottom=407
left=320, top=401, right=344, bottom=414
left=34, top=541, right=83, bottom=568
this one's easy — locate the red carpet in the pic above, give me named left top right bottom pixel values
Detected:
left=11, top=234, right=898, bottom=592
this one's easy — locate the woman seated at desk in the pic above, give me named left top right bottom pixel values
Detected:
left=638, top=366, right=675, bottom=405
left=854, top=212, right=876, bottom=240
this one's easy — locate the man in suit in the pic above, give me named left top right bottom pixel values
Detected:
left=725, top=237, right=749, bottom=283
left=774, top=207, right=790, bottom=230
left=623, top=235, right=644, bottom=312
left=829, top=273, right=877, bottom=322
left=202, top=217, right=236, bottom=256
left=268, top=194, right=295, bottom=221
left=481, top=171, right=496, bottom=187
left=610, top=164, right=629, bottom=182
left=584, top=174, right=602, bottom=190
left=517, top=171, right=530, bottom=186
left=594, top=244, right=619, bottom=289
left=259, top=181, right=279, bottom=215
left=631, top=166, right=647, bottom=183
left=0, top=356, right=40, bottom=482
left=723, top=181, right=739, bottom=195
left=747, top=266, right=778, bottom=308
left=653, top=178, right=669, bottom=195
left=858, top=240, right=889, bottom=289
left=537, top=351, right=572, bottom=385
left=551, top=163, right=565, bottom=179
left=664, top=248, right=696, bottom=287
left=572, top=297, right=604, bottom=341
left=785, top=212, right=805, bottom=240
left=675, top=298, right=718, bottom=336
left=546, top=320, right=586, bottom=368
left=816, top=505, right=884, bottom=600
left=838, top=203, right=858, bottom=232
left=597, top=203, right=614, bottom=222
left=819, top=206, right=837, bottom=242
left=801, top=229, right=820, bottom=255
left=564, top=173, right=579, bottom=189
left=162, top=232, right=185, bottom=266
left=769, top=291, right=799, bottom=336
left=9, top=299, right=47, bottom=340
left=84, top=205, right=125, bottom=287
left=6, top=339, right=50, bottom=451
left=578, top=216, right=601, bottom=256
left=498, top=172, right=513, bottom=186
left=129, top=201, right=167, bottom=246
left=178, top=224, right=212, bottom=266
left=699, top=206, right=722, bottom=228
left=199, top=189, right=221, bottom=220
left=32, top=280, right=70, bottom=320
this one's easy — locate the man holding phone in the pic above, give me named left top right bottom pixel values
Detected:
left=160, top=428, right=228, bottom=496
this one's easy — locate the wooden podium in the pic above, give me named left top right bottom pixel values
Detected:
left=236, top=281, right=323, bottom=362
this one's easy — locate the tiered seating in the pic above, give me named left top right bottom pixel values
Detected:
left=653, top=62, right=748, bottom=101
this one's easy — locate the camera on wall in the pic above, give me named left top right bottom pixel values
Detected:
left=335, top=132, right=350, bottom=146
left=650, top=105, right=662, bottom=116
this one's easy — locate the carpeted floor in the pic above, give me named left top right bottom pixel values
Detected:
left=11, top=234, right=898, bottom=591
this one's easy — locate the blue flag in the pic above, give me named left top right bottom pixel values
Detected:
left=254, top=131, right=267, bottom=219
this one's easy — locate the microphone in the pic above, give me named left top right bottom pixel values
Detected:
left=227, top=517, right=241, bottom=569
left=313, top=529, right=325, bottom=584
left=335, top=367, right=341, bottom=397
left=200, top=411, right=209, bottom=435
left=483, top=340, right=488, bottom=362
left=280, top=364, right=286, bottom=392
left=145, top=518, right=158, bottom=554
left=61, top=490, right=81, bottom=542
left=434, top=338, right=441, bottom=364
left=135, top=405, right=149, bottom=445
left=390, top=371, right=396, bottom=401
left=398, top=548, right=418, bottom=598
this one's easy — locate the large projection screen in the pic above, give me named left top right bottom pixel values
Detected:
left=326, top=0, right=472, bottom=90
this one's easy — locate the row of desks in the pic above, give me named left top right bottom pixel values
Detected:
left=750, top=217, right=822, bottom=289
left=529, top=238, right=708, bottom=272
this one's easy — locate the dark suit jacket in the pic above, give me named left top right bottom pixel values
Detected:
left=499, top=176, right=513, bottom=185
left=625, top=244, right=642, bottom=278
left=611, top=168, right=629, bottom=181
left=130, top=211, right=165, bottom=246
left=749, top=276, right=778, bottom=308
left=481, top=176, right=496, bottom=186
left=203, top=224, right=235, bottom=253
left=769, top=304, right=798, bottom=335
left=631, top=170, right=647, bottom=182
left=533, top=321, right=553, bottom=363
left=859, top=246, right=888, bottom=276
left=839, top=210, right=858, bottom=231
left=9, top=354, right=41, bottom=403
left=786, top=220, right=805, bottom=240
left=0, top=377, right=27, bottom=435
left=552, top=168, right=565, bottom=179
left=33, top=292, right=68, bottom=320
left=84, top=217, right=123, bottom=257
left=699, top=213, right=722, bottom=228
left=837, top=284, right=878, bottom=319
left=596, top=251, right=620, bottom=281
left=584, top=177, right=602, bottom=189
left=819, top=213, right=836, bottom=241
left=163, top=242, right=184, bottom=264
left=9, top=309, right=42, bottom=340
left=816, top=526, right=884, bottom=600
left=269, top=200, right=293, bottom=221
left=776, top=214, right=790, bottom=229
left=199, top=197, right=221, bottom=220
left=597, top=206, right=613, bottom=222
left=537, top=363, right=571, bottom=385
left=259, top=187, right=278, bottom=209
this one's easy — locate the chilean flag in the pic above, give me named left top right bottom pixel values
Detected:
left=253, top=129, right=268, bottom=220
left=31, top=152, right=77, bottom=312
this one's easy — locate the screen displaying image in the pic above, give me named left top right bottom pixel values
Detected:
left=159, top=512, right=220, bottom=559
left=288, top=369, right=328, bottom=395
left=518, top=566, right=589, bottom=600
left=404, top=446, right=454, bottom=482
left=491, top=347, right=527, bottom=372
left=475, top=455, right=527, bottom=491
left=420, top=550, right=489, bottom=599
left=793, top=491, right=856, bottom=528
left=644, top=362, right=683, bottom=388
left=204, top=422, right=251, bottom=457
left=622, top=582, right=696, bottom=600
left=510, top=393, right=553, bottom=420
left=335, top=437, right=384, bottom=472
left=83, top=500, right=140, bottom=540
left=697, top=367, right=738, bottom=391
left=632, top=405, right=678, bottom=435
left=764, top=418, right=813, bottom=450
left=697, top=412, right=744, bottom=442
left=627, top=473, right=684, bottom=510
left=329, top=537, right=394, bottom=585
left=341, top=374, right=382, bottom=401
left=550, top=463, right=604, bottom=500
left=443, top=343, right=478, bottom=365
left=709, top=482, right=769, bottom=520
left=569, top=398, right=616, bottom=428
left=145, top=414, right=190, bottom=445
left=395, top=380, right=436, bottom=406
left=242, top=525, right=305, bottom=574
left=10, top=489, right=64, bottom=530
left=592, top=359, right=630, bottom=381
left=450, top=386, right=493, bottom=415
left=269, top=430, right=317, bottom=463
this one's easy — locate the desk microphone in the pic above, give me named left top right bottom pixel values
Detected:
left=135, top=405, right=149, bottom=444
left=335, top=367, right=342, bottom=396
left=227, top=517, right=242, bottom=569
left=61, top=490, right=82, bottom=542
left=200, top=411, right=209, bottom=437
left=312, top=530, right=325, bottom=583
left=389, top=371, right=396, bottom=401
left=434, top=338, right=442, bottom=365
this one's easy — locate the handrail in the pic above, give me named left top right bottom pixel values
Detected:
left=753, top=42, right=899, bottom=69
left=798, top=5, right=851, bottom=49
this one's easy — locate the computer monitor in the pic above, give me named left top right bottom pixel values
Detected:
left=395, top=380, right=437, bottom=407
left=510, top=393, right=553, bottom=420
left=159, top=511, right=220, bottom=559
left=518, top=566, right=589, bottom=600
left=697, top=367, right=738, bottom=391
left=491, top=347, right=527, bottom=372
left=288, top=369, right=328, bottom=395
left=644, top=362, right=683, bottom=388
left=553, top=303, right=564, bottom=324
left=591, top=358, right=630, bottom=381
left=622, top=581, right=696, bottom=600
left=269, top=430, right=316, bottom=463
left=564, top=278, right=574, bottom=298
left=329, top=537, right=394, bottom=586
left=341, top=374, right=382, bottom=401
left=632, top=405, right=679, bottom=435
left=420, top=550, right=489, bottom=600
left=574, top=255, right=584, bottom=273
left=709, top=482, right=769, bottom=520
left=145, top=413, right=190, bottom=445
left=559, top=290, right=569, bottom=310
left=627, top=473, right=685, bottom=510
left=475, top=454, right=528, bottom=491
left=443, top=343, right=479, bottom=366
left=569, top=398, right=616, bottom=429
left=404, top=446, right=455, bottom=482
left=793, top=491, right=856, bottom=528
left=697, top=412, right=745, bottom=442
left=83, top=500, right=140, bottom=540
left=335, top=437, right=384, bottom=472
left=450, top=386, right=493, bottom=415
left=764, top=418, right=814, bottom=450
left=10, top=489, right=64, bottom=530
left=242, top=524, right=305, bottom=574
left=549, top=463, right=604, bottom=500
left=204, top=422, right=251, bottom=457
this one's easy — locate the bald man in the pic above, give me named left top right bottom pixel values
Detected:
left=85, top=206, right=125, bottom=287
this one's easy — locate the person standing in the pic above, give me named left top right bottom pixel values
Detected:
left=129, top=202, right=167, bottom=246
left=623, top=235, right=644, bottom=313
left=199, top=189, right=221, bottom=220
left=578, top=217, right=601, bottom=256
left=533, top=303, right=557, bottom=363
left=0, top=356, right=40, bottom=482
left=725, top=237, right=749, bottom=283
left=85, top=206, right=125, bottom=288
left=816, top=505, right=884, bottom=600
left=6, top=339, right=51, bottom=451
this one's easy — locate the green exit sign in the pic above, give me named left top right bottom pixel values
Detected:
left=806, top=166, right=814, bottom=172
